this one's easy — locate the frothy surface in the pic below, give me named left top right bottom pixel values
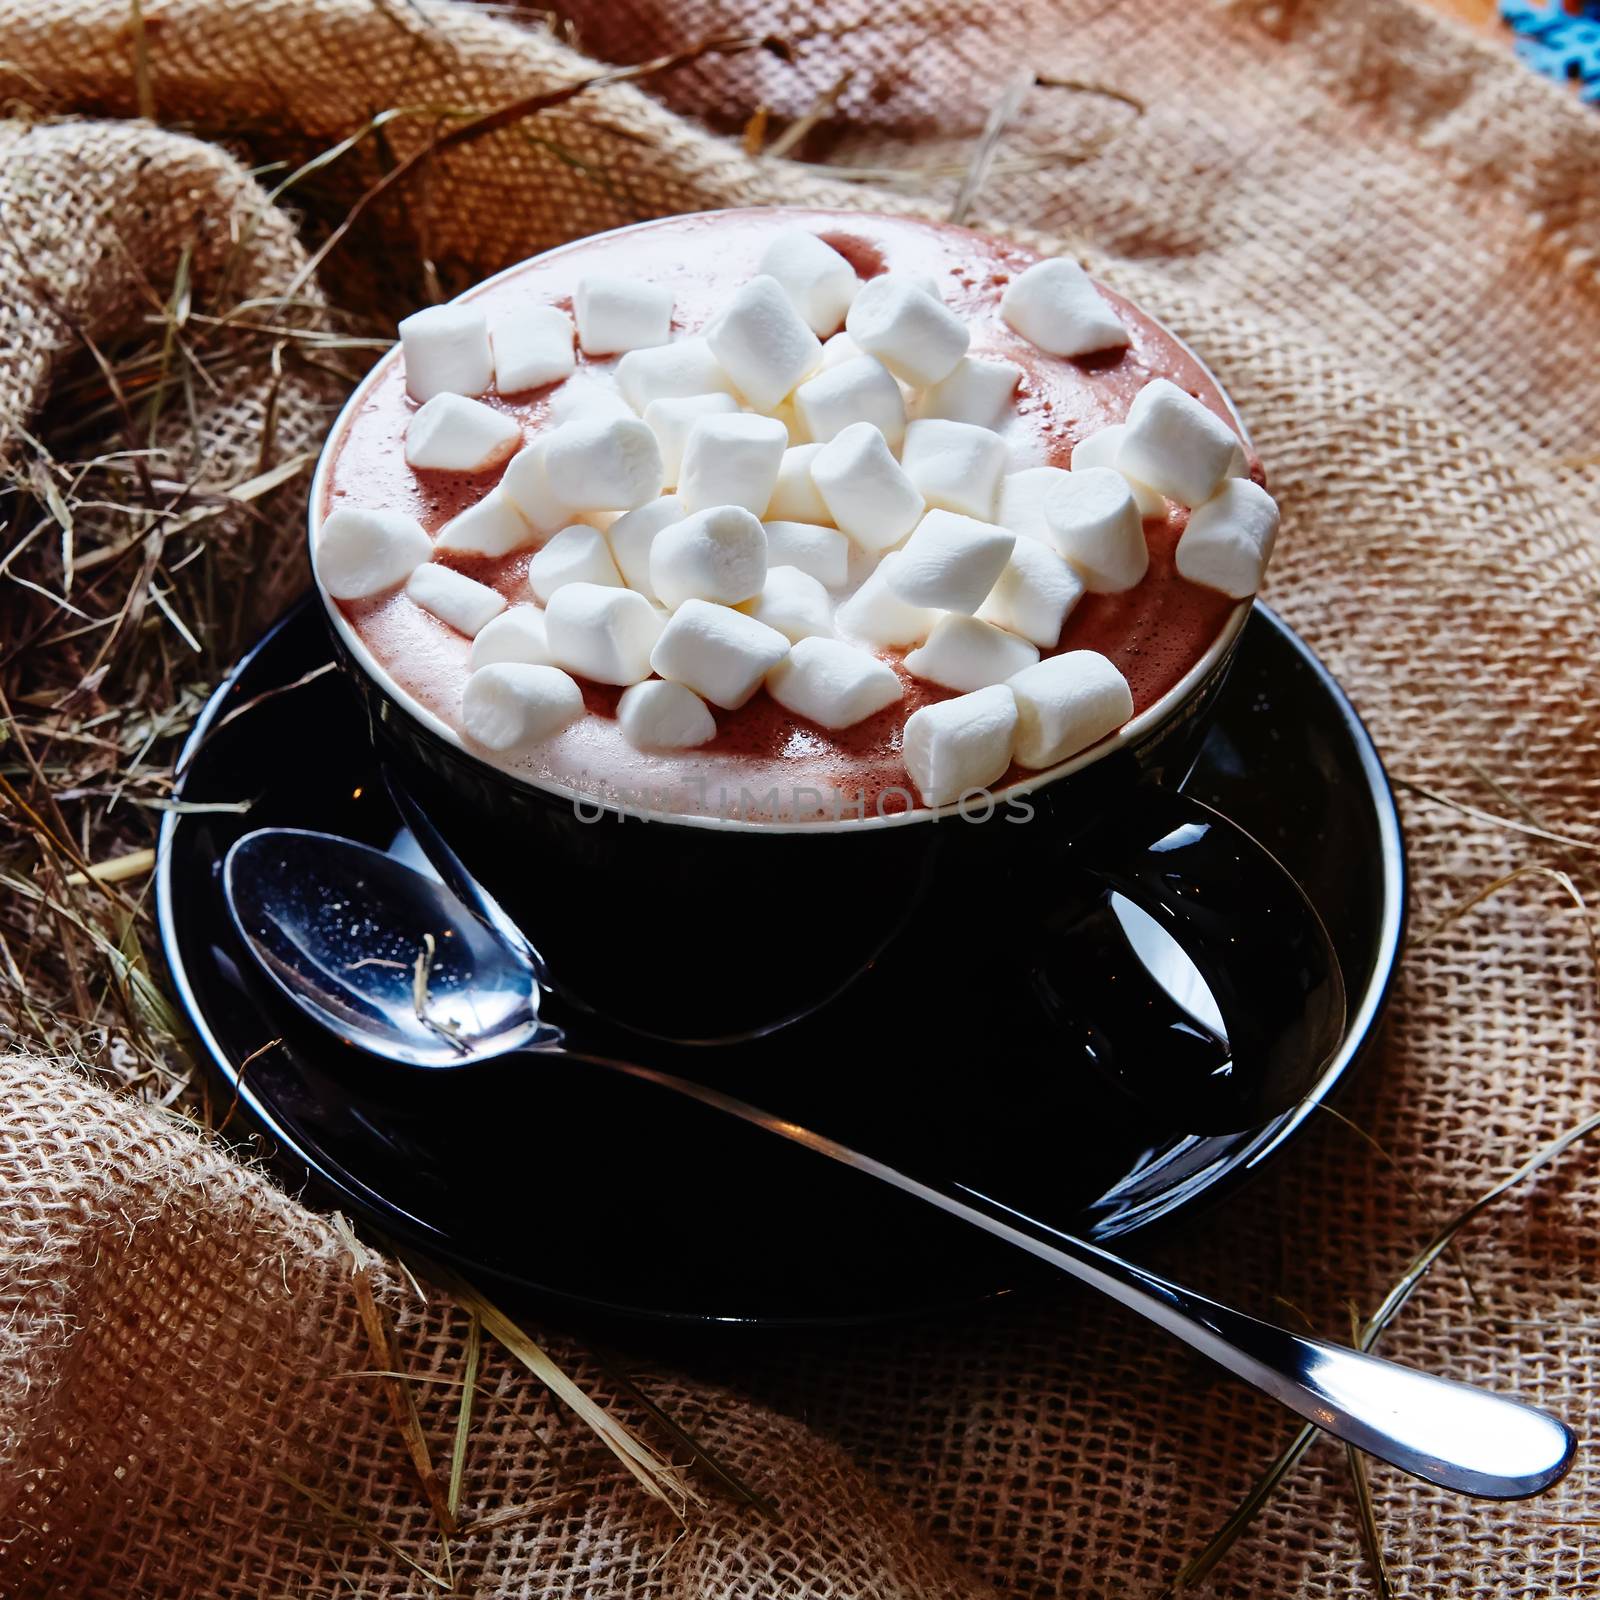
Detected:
left=322, top=209, right=1248, bottom=821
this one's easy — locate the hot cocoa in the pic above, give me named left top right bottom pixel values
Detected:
left=314, top=209, right=1272, bottom=822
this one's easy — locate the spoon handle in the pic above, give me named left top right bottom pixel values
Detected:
left=588, top=1054, right=1573, bottom=1500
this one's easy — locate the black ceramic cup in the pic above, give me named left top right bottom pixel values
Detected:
left=309, top=223, right=1344, bottom=1131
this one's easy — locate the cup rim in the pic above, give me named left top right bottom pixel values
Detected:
left=308, top=209, right=1255, bottom=836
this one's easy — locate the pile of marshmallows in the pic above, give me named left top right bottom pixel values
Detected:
left=316, top=229, right=1280, bottom=808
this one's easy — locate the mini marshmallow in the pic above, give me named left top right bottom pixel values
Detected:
left=1175, top=477, right=1280, bottom=598
left=616, top=679, right=717, bottom=750
left=468, top=604, right=556, bottom=670
left=903, top=613, right=1038, bottom=692
left=542, top=416, right=663, bottom=512
left=767, top=636, right=902, bottom=730
left=615, top=337, right=736, bottom=413
left=643, top=393, right=740, bottom=486
left=398, top=304, right=493, bottom=400
left=759, top=228, right=860, bottom=335
left=545, top=581, right=664, bottom=685
left=885, top=509, right=1015, bottom=614
left=976, top=536, right=1085, bottom=648
left=820, top=331, right=863, bottom=369
left=832, top=552, right=937, bottom=648
left=793, top=356, right=906, bottom=450
left=1116, top=379, right=1239, bottom=507
left=491, top=305, right=575, bottom=393
left=1069, top=423, right=1166, bottom=518
left=405, top=562, right=507, bottom=638
left=915, top=356, right=1022, bottom=430
left=501, top=441, right=576, bottom=535
left=435, top=487, right=537, bottom=557
left=902, top=685, right=1019, bottom=808
left=527, top=524, right=623, bottom=603
left=900, top=419, right=1008, bottom=521
left=404, top=394, right=521, bottom=473
left=1042, top=467, right=1149, bottom=593
left=605, top=495, right=683, bottom=601
left=461, top=662, right=583, bottom=751
left=315, top=507, right=430, bottom=600
left=999, top=258, right=1129, bottom=358
left=678, top=413, right=788, bottom=516
left=766, top=444, right=832, bottom=524
left=1008, top=650, right=1133, bottom=768
left=546, top=371, right=637, bottom=427
left=845, top=274, right=970, bottom=387
left=649, top=599, right=791, bottom=709
left=810, top=423, right=924, bottom=553
left=1226, top=441, right=1250, bottom=478
left=704, top=274, right=822, bottom=411
left=742, top=564, right=834, bottom=644
left=573, top=275, right=673, bottom=356
left=996, top=466, right=1074, bottom=545
left=649, top=504, right=768, bottom=610
left=763, top=519, right=850, bottom=588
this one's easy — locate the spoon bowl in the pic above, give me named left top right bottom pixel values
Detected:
left=224, top=828, right=555, bottom=1067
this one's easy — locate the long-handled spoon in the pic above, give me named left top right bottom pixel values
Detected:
left=223, top=826, right=1576, bottom=1500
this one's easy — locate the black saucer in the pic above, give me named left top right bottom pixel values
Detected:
left=157, top=600, right=1404, bottom=1328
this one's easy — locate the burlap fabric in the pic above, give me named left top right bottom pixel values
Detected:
left=2, top=0, right=1598, bottom=1594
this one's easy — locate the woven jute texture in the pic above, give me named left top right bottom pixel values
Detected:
left=2, top=0, right=1599, bottom=1594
